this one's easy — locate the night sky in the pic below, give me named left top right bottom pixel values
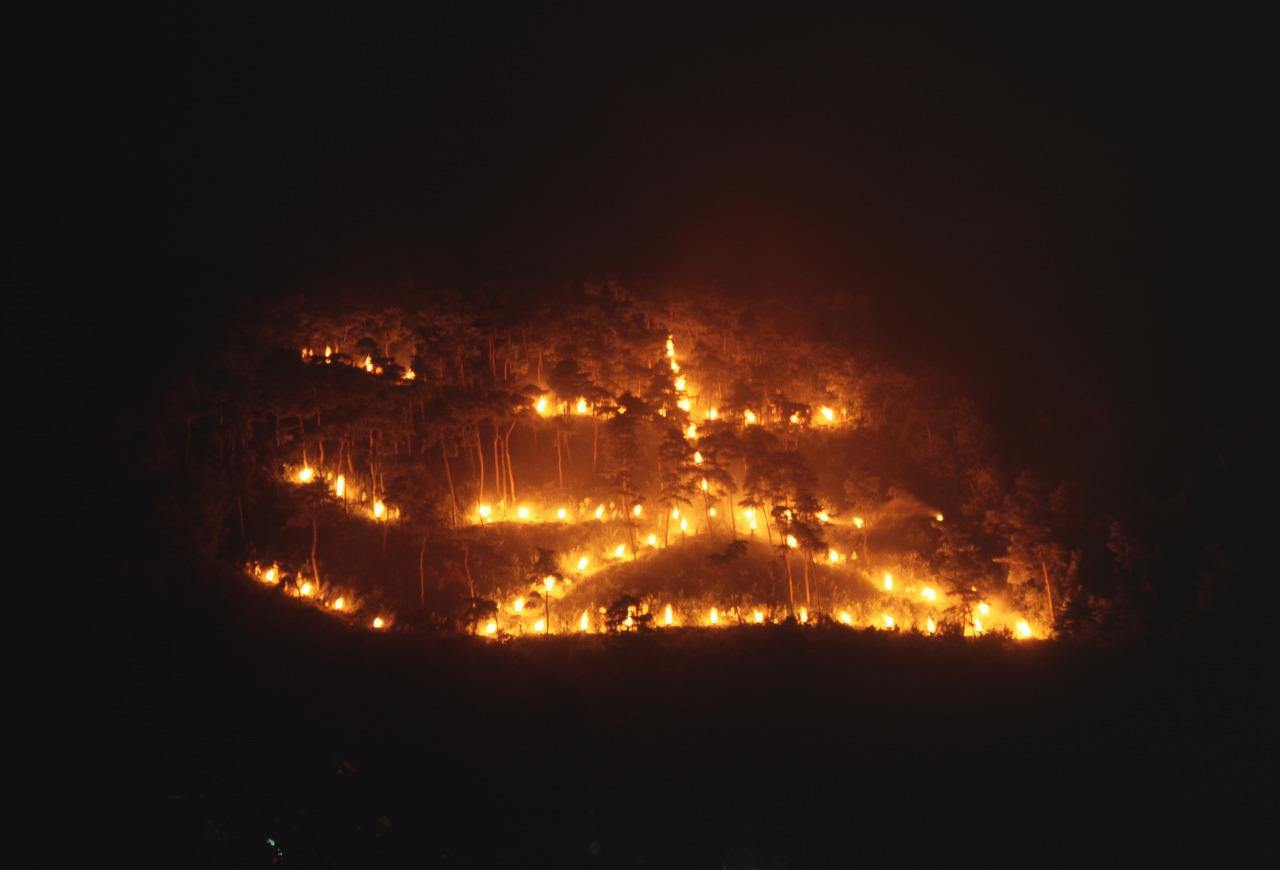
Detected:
left=110, top=6, right=1256, bottom=496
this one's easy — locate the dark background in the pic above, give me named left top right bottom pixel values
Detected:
left=94, top=6, right=1266, bottom=862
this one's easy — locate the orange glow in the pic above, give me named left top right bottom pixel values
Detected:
left=372, top=616, right=385, bottom=629
left=577, top=556, right=589, bottom=571
left=478, top=504, right=492, bottom=521
left=324, top=345, right=332, bottom=358
left=882, top=614, right=895, bottom=629
left=402, top=368, right=416, bottom=381
left=535, top=395, right=549, bottom=415
left=699, top=478, right=709, bottom=492
left=517, top=505, right=531, bottom=520
left=334, top=474, right=345, bottom=498
left=613, top=544, right=625, bottom=559
left=818, top=510, right=830, bottom=524
left=685, top=423, right=698, bottom=440
left=789, top=412, right=801, bottom=424
left=709, top=607, right=718, bottom=625
left=332, top=597, right=345, bottom=611
left=262, top=566, right=279, bottom=585
left=786, top=534, right=798, bottom=549
left=978, top=602, right=991, bottom=616
left=883, top=573, right=893, bottom=591
left=647, top=534, right=658, bottom=547
left=556, top=507, right=567, bottom=520
left=853, top=516, right=865, bottom=529
left=973, top=618, right=985, bottom=635
left=753, top=609, right=764, bottom=623
left=632, top=504, right=643, bottom=517
left=670, top=360, right=680, bottom=373
left=671, top=506, right=680, bottom=520
left=299, top=581, right=314, bottom=598
left=296, top=467, right=315, bottom=484
left=544, top=575, right=556, bottom=592
left=679, top=517, right=689, bottom=533
left=922, top=587, right=937, bottom=602
left=484, top=620, right=498, bottom=635
left=665, top=337, right=675, bottom=358
left=534, top=618, right=546, bottom=633
left=1017, top=620, right=1033, bottom=639
left=743, top=409, right=757, bottom=425
left=707, top=407, right=718, bottom=420
left=820, top=406, right=835, bottom=422
left=926, top=617, right=937, bottom=634
left=674, top=375, right=687, bottom=392
left=664, top=603, right=674, bottom=626
left=363, top=355, right=374, bottom=373
left=839, top=611, right=853, bottom=625
left=677, top=397, right=691, bottom=412
left=579, top=610, right=590, bottom=632
left=935, top=513, right=944, bottom=522
left=708, top=506, right=717, bottom=517
left=799, top=607, right=808, bottom=624
left=514, top=597, right=525, bottom=613
left=575, top=397, right=588, bottom=415
left=373, top=500, right=386, bottom=520
left=594, top=504, right=605, bottom=520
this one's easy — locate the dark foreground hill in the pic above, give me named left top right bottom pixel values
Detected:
left=114, top=559, right=1269, bottom=868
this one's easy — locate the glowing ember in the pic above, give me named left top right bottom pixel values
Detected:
left=677, top=397, right=691, bottom=412
left=753, top=609, right=764, bottom=623
left=670, top=360, right=680, bottom=373
left=922, top=587, right=937, bottom=601
left=743, top=409, right=757, bottom=425
left=708, top=506, right=717, bottom=517
left=373, top=500, right=386, bottom=519
left=883, top=573, right=893, bottom=591
left=665, top=337, right=675, bottom=358
left=828, top=548, right=842, bottom=564
left=882, top=614, right=895, bottom=629
left=262, top=566, right=279, bottom=585
left=577, top=556, right=589, bottom=571
left=926, top=617, right=937, bottom=634
left=818, top=510, right=830, bottom=524
left=674, top=375, right=687, bottom=392
left=324, top=345, right=332, bottom=358
left=334, top=474, right=345, bottom=497
left=799, top=607, right=808, bottom=624
left=579, top=610, right=590, bottom=632
left=820, top=406, right=835, bottom=422
left=517, top=505, right=530, bottom=520
left=789, top=412, right=801, bottom=424
left=786, top=534, right=798, bottom=549
left=575, top=397, right=588, bottom=415
left=402, top=368, right=416, bottom=381
left=484, top=620, right=497, bottom=635
left=332, top=597, right=345, bottom=611
left=693, top=451, right=703, bottom=464
left=556, top=507, right=567, bottom=520
left=594, top=504, right=605, bottom=520
left=935, top=513, right=944, bottom=522
left=699, top=478, right=709, bottom=492
left=685, top=423, right=698, bottom=440
left=372, top=616, right=385, bottom=629
left=363, top=355, right=374, bottom=373
left=1017, top=620, right=1033, bottom=638
left=299, top=581, right=314, bottom=597
left=535, top=396, right=549, bottom=415
left=296, top=467, right=316, bottom=484
left=632, top=504, right=643, bottom=517
left=478, top=504, right=492, bottom=520
left=664, top=604, right=673, bottom=626
left=709, top=607, right=718, bottom=625
left=853, top=516, right=865, bottom=529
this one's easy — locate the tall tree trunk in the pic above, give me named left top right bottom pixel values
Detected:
left=555, top=432, right=564, bottom=490
left=310, top=511, right=320, bottom=585
left=441, top=439, right=458, bottom=528
left=504, top=421, right=517, bottom=502
left=492, top=426, right=504, bottom=506
left=419, top=532, right=428, bottom=608
left=1041, top=559, right=1055, bottom=628
left=463, top=543, right=475, bottom=599
left=592, top=420, right=599, bottom=473
left=802, top=556, right=811, bottom=610
left=475, top=426, right=485, bottom=503
left=783, top=550, right=795, bottom=618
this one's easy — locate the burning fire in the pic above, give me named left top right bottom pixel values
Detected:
left=296, top=467, right=315, bottom=484
left=372, top=616, right=385, bottom=629
left=883, top=573, right=893, bottom=591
